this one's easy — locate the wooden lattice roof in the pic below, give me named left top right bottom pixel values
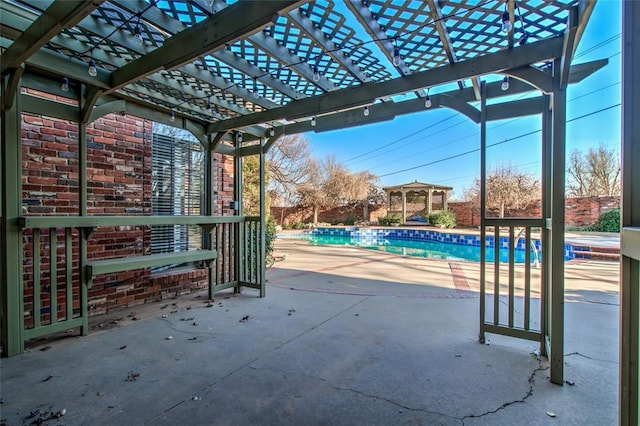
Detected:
left=0, top=0, right=598, bottom=143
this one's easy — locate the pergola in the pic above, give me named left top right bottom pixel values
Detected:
left=1, top=1, right=638, bottom=422
left=383, top=181, right=453, bottom=223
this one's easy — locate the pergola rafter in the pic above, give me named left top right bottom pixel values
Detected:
left=0, top=0, right=104, bottom=74
left=107, top=1, right=304, bottom=93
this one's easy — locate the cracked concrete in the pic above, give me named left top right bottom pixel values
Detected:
left=0, top=241, right=618, bottom=425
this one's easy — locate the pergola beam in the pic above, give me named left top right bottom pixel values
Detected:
left=262, top=59, right=604, bottom=136
left=0, top=0, right=103, bottom=75
left=107, top=1, right=303, bottom=94
left=207, top=36, right=565, bottom=133
left=0, top=38, right=111, bottom=88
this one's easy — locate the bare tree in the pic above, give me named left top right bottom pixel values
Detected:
left=297, top=156, right=380, bottom=223
left=465, top=165, right=539, bottom=218
left=266, top=134, right=312, bottom=206
left=297, top=159, right=327, bottom=224
left=567, top=145, right=620, bottom=197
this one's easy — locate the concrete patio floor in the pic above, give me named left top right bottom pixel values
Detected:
left=0, top=240, right=619, bottom=425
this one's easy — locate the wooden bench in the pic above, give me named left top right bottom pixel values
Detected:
left=86, top=249, right=217, bottom=277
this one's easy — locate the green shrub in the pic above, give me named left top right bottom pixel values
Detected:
left=428, top=211, right=456, bottom=228
left=378, top=214, right=402, bottom=226
left=594, top=208, right=620, bottom=232
left=291, top=221, right=306, bottom=230
left=265, top=217, right=277, bottom=259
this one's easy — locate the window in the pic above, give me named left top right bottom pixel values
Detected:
left=151, top=132, right=204, bottom=257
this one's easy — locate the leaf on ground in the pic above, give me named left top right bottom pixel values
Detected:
left=125, top=372, right=140, bottom=381
left=565, top=379, right=575, bottom=386
left=546, top=411, right=557, bottom=418
left=119, top=345, right=127, bottom=350
left=239, top=315, right=250, bottom=323
left=42, top=375, right=54, bottom=382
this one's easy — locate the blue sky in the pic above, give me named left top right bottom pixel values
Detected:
left=305, top=1, right=622, bottom=200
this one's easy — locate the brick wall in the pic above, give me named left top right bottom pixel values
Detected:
left=21, top=93, right=235, bottom=324
left=449, top=196, right=619, bottom=227
left=271, top=204, right=387, bottom=225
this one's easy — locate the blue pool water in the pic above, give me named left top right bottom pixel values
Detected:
left=306, top=234, right=534, bottom=263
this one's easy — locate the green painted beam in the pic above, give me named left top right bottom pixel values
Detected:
left=0, top=0, right=103, bottom=75
left=20, top=215, right=245, bottom=229
left=108, top=1, right=303, bottom=94
left=207, top=36, right=565, bottom=133
left=483, top=218, right=545, bottom=227
left=264, top=59, right=604, bottom=137
left=486, top=96, right=545, bottom=121
left=87, top=250, right=217, bottom=277
left=21, top=92, right=77, bottom=121
left=483, top=324, right=542, bottom=342
left=23, top=317, right=85, bottom=340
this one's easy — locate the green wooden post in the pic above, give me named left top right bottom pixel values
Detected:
left=1, top=73, right=24, bottom=356
left=234, top=132, right=243, bottom=293
left=541, top=94, right=552, bottom=358
left=79, top=88, right=89, bottom=335
left=549, top=59, right=566, bottom=385
left=478, top=80, right=487, bottom=343
left=205, top=142, right=215, bottom=300
left=620, top=2, right=640, bottom=423
left=259, top=141, right=266, bottom=297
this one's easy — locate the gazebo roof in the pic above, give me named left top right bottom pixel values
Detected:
left=0, top=0, right=599, bottom=146
left=382, top=181, right=453, bottom=192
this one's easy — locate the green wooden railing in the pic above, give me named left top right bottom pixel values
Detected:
left=479, top=218, right=545, bottom=345
left=18, top=215, right=264, bottom=351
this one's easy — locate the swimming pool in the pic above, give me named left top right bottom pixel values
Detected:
left=280, top=227, right=545, bottom=263
left=307, top=234, right=533, bottom=263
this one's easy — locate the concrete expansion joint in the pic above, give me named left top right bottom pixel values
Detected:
left=564, top=351, right=618, bottom=364
left=460, top=361, right=548, bottom=425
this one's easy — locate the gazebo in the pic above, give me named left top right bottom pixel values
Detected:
left=383, top=181, right=453, bottom=223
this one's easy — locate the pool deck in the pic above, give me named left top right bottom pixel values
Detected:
left=0, top=239, right=619, bottom=425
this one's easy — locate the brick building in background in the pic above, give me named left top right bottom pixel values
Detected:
left=21, top=96, right=235, bottom=323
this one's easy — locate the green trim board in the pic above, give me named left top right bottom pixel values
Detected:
left=87, top=249, right=217, bottom=277
left=20, top=215, right=245, bottom=228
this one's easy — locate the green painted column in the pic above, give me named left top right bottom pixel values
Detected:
left=233, top=133, right=243, bottom=293
left=259, top=141, right=266, bottom=298
left=79, top=88, right=89, bottom=336
left=620, top=1, right=640, bottom=423
left=1, top=74, right=24, bottom=356
left=541, top=94, right=552, bottom=359
left=549, top=59, right=566, bottom=385
left=478, top=80, right=487, bottom=344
